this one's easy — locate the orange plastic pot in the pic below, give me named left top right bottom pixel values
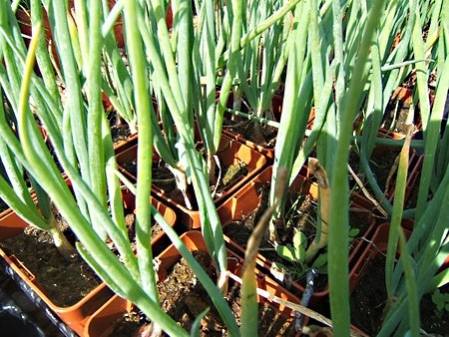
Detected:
left=0, top=209, right=112, bottom=337
left=376, top=129, right=423, bottom=206
left=84, top=231, right=302, bottom=337
left=0, top=188, right=175, bottom=336
left=351, top=223, right=412, bottom=286
left=116, top=134, right=267, bottom=229
left=112, top=131, right=138, bottom=154
left=218, top=166, right=376, bottom=303
left=120, top=188, right=177, bottom=255
left=387, top=86, right=435, bottom=134
left=224, top=95, right=315, bottom=160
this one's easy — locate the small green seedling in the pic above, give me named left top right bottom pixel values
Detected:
left=431, top=289, right=449, bottom=317
left=274, top=226, right=360, bottom=275
left=275, top=228, right=307, bottom=264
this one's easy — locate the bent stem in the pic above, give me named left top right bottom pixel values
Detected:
left=240, top=167, right=287, bottom=337
left=207, top=151, right=217, bottom=186
left=168, top=165, right=193, bottom=210
left=13, top=20, right=75, bottom=261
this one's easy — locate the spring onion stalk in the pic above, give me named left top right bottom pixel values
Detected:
left=126, top=0, right=229, bottom=286
left=304, top=159, right=330, bottom=262
left=269, top=1, right=312, bottom=235
left=327, top=1, right=386, bottom=335
left=378, top=177, right=449, bottom=336
left=416, top=0, right=449, bottom=221
left=123, top=0, right=158, bottom=302
left=376, top=10, right=449, bottom=335
left=240, top=169, right=285, bottom=337
left=228, top=0, right=289, bottom=142
left=384, top=126, right=420, bottom=337
left=385, top=126, right=412, bottom=302
left=357, top=0, right=444, bottom=218
left=4, top=1, right=449, bottom=336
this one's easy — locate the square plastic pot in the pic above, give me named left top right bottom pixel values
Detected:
left=217, top=166, right=376, bottom=303
left=116, top=134, right=267, bottom=229
left=84, top=231, right=303, bottom=337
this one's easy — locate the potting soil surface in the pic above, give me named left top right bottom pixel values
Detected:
left=124, top=213, right=164, bottom=243
left=224, top=118, right=278, bottom=148
left=122, top=156, right=248, bottom=209
left=110, top=252, right=299, bottom=337
left=110, top=114, right=132, bottom=149
left=223, top=183, right=371, bottom=293
left=350, top=255, right=449, bottom=336
left=0, top=226, right=101, bottom=307
left=349, top=146, right=401, bottom=196
left=0, top=199, right=8, bottom=213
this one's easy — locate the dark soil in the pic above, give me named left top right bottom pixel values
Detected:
left=110, top=113, right=133, bottom=149
left=0, top=225, right=101, bottom=307
left=382, top=84, right=426, bottom=136
left=124, top=213, right=163, bottom=243
left=223, top=94, right=280, bottom=148
left=382, top=82, right=415, bottom=136
left=382, top=101, right=413, bottom=136
left=223, top=182, right=270, bottom=247
left=349, top=146, right=401, bottom=196
left=351, top=255, right=449, bottom=336
left=120, top=155, right=248, bottom=210
left=223, top=181, right=372, bottom=293
left=420, top=284, right=449, bottom=335
left=110, top=252, right=298, bottom=336
left=350, top=255, right=387, bottom=336
left=371, top=148, right=401, bottom=191
left=0, top=199, right=8, bottom=213
left=108, top=310, right=149, bottom=337
left=224, top=118, right=278, bottom=148
left=120, top=158, right=197, bottom=209
left=120, top=159, right=137, bottom=178
left=405, top=179, right=419, bottom=209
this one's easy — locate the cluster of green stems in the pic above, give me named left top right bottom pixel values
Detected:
left=0, top=0, right=449, bottom=336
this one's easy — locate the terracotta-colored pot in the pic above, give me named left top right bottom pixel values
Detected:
left=116, top=134, right=267, bottom=229
left=84, top=231, right=303, bottom=337
left=166, top=1, right=173, bottom=29
left=352, top=223, right=413, bottom=284
left=0, top=209, right=112, bottom=337
left=0, top=188, right=175, bottom=335
left=112, top=132, right=138, bottom=154
left=224, top=95, right=315, bottom=160
left=15, top=7, right=52, bottom=46
left=120, top=188, right=177, bottom=256
left=218, top=166, right=376, bottom=302
left=375, top=129, right=423, bottom=207
left=349, top=127, right=422, bottom=213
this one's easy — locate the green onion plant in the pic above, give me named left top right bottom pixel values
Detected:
left=0, top=1, right=306, bottom=336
